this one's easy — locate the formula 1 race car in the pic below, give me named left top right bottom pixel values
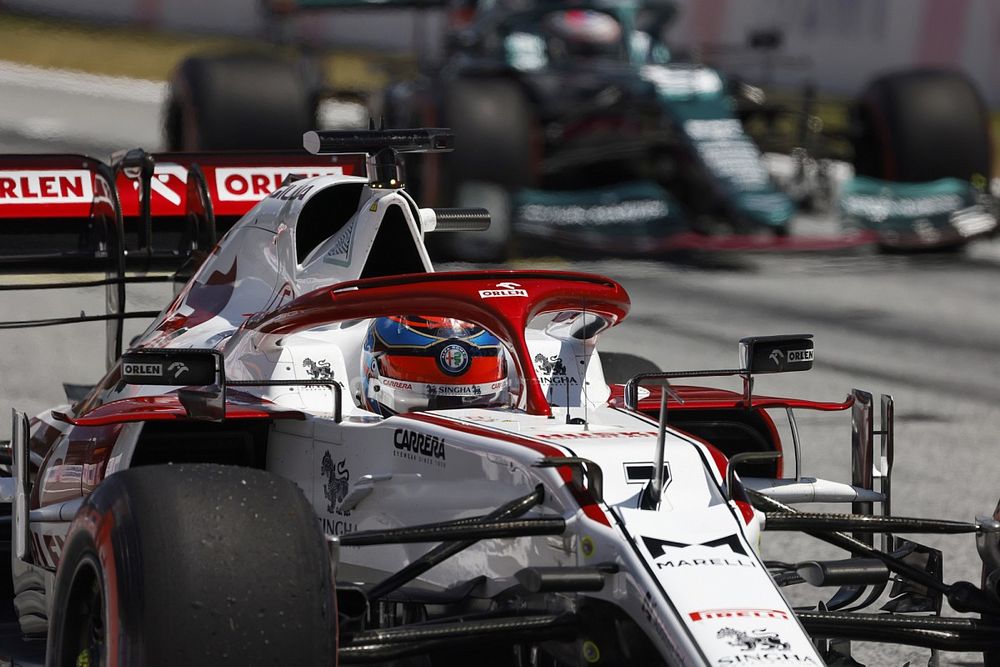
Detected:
left=165, top=1, right=997, bottom=261
left=1, top=129, right=1000, bottom=666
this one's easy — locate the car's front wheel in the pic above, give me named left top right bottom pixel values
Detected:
left=47, top=464, right=334, bottom=667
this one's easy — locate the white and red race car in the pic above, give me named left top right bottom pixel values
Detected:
left=0, top=129, right=998, bottom=666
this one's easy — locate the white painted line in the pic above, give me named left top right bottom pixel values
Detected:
left=0, top=60, right=166, bottom=105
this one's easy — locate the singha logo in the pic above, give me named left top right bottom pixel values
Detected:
left=717, top=627, right=790, bottom=652
left=321, top=451, right=350, bottom=515
left=303, top=358, right=335, bottom=381
left=534, top=353, right=567, bottom=376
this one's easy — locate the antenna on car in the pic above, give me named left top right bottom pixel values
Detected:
left=303, top=127, right=455, bottom=190
left=582, top=301, right=589, bottom=431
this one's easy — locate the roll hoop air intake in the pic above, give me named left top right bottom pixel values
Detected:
left=302, top=126, right=490, bottom=232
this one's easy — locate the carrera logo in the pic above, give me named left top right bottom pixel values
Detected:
left=689, top=609, right=789, bottom=622
left=0, top=170, right=93, bottom=204
left=393, top=429, right=446, bottom=465
left=216, top=167, right=343, bottom=201
left=478, top=282, right=528, bottom=299
left=381, top=378, right=414, bottom=391
left=123, top=362, right=163, bottom=377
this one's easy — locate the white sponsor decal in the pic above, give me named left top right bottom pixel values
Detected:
left=840, top=192, right=964, bottom=222
left=140, top=163, right=188, bottom=206
left=641, top=65, right=723, bottom=97
left=518, top=199, right=669, bottom=226
left=478, top=281, right=528, bottom=299
left=215, top=166, right=344, bottom=201
left=786, top=349, right=813, bottom=363
left=0, top=170, right=93, bottom=204
left=123, top=363, right=163, bottom=377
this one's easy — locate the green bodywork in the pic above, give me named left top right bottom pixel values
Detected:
left=513, top=181, right=687, bottom=251
left=647, top=69, right=796, bottom=228
left=838, top=176, right=987, bottom=247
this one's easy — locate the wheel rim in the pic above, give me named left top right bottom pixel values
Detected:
left=63, top=560, right=106, bottom=667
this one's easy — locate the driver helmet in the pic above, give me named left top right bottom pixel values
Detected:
left=545, top=9, right=623, bottom=59
left=360, top=315, right=509, bottom=415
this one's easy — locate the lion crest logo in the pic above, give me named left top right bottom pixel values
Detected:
left=303, top=358, right=335, bottom=381
left=716, top=627, right=790, bottom=652
left=533, top=353, right=567, bottom=377
left=321, top=451, right=350, bottom=515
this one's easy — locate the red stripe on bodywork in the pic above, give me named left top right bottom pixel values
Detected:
left=56, top=395, right=305, bottom=427
left=402, top=412, right=611, bottom=527
left=608, top=384, right=854, bottom=413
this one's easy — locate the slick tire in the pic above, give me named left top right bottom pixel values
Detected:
left=430, top=78, right=537, bottom=263
left=165, top=53, right=316, bottom=151
left=984, top=496, right=1000, bottom=666
left=46, top=464, right=334, bottom=667
left=853, top=68, right=991, bottom=184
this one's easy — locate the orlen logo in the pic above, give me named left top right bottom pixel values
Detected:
left=215, top=167, right=344, bottom=202
left=0, top=170, right=93, bottom=204
left=123, top=362, right=163, bottom=377
left=787, top=349, right=814, bottom=363
left=478, top=281, right=528, bottom=299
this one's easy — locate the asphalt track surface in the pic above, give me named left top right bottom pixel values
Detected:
left=2, top=61, right=1000, bottom=666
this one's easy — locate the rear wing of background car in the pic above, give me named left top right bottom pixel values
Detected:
left=0, top=149, right=365, bottom=367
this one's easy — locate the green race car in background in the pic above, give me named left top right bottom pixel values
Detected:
left=164, top=0, right=997, bottom=260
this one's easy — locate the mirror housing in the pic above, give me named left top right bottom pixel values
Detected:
left=121, top=349, right=221, bottom=386
left=740, top=334, right=814, bottom=374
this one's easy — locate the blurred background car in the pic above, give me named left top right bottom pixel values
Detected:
left=156, top=0, right=998, bottom=260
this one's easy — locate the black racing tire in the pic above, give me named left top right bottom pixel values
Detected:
left=165, top=53, right=316, bottom=151
left=46, top=464, right=334, bottom=667
left=430, top=78, right=537, bottom=264
left=983, top=564, right=1000, bottom=666
left=853, top=68, right=991, bottom=184
left=598, top=351, right=661, bottom=385
left=984, top=497, right=1000, bottom=667
left=445, top=78, right=536, bottom=190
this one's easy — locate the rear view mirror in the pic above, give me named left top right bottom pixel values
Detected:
left=740, top=334, right=814, bottom=374
left=122, top=349, right=225, bottom=421
left=121, top=349, right=221, bottom=386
